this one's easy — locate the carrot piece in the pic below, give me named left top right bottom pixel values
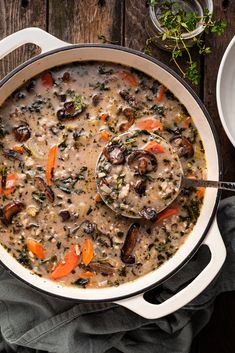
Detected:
left=50, top=246, right=79, bottom=280
left=155, top=85, right=165, bottom=103
left=46, top=145, right=58, bottom=186
left=27, top=239, right=45, bottom=260
left=0, top=173, right=17, bottom=196
left=82, top=239, right=94, bottom=266
left=94, top=193, right=102, bottom=203
left=136, top=118, right=163, bottom=132
left=144, top=141, right=165, bottom=153
left=100, top=130, right=110, bottom=141
left=183, top=116, right=192, bottom=129
left=41, top=72, right=53, bottom=88
left=78, top=271, right=94, bottom=279
left=156, top=208, right=179, bottom=224
left=118, top=71, right=139, bottom=87
left=197, top=187, right=205, bottom=199
left=100, top=113, right=109, bottom=122
left=13, top=145, right=24, bottom=153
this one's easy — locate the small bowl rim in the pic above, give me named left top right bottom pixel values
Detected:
left=149, top=1, right=214, bottom=40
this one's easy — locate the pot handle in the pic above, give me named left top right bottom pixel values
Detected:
left=115, top=217, right=226, bottom=319
left=0, top=27, right=68, bottom=59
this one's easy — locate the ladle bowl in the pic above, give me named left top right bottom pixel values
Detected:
left=96, top=130, right=235, bottom=219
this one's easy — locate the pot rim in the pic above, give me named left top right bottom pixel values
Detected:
left=0, top=43, right=223, bottom=302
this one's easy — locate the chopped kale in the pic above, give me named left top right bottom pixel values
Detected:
left=18, top=245, right=31, bottom=267
left=73, top=278, right=89, bottom=287
left=32, top=191, right=46, bottom=203
left=150, top=104, right=165, bottom=116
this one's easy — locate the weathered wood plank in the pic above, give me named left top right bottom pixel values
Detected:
left=124, top=0, right=202, bottom=95
left=48, top=0, right=124, bottom=45
left=203, top=0, right=235, bottom=182
left=0, top=0, right=47, bottom=79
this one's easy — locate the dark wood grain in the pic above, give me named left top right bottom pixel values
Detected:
left=0, top=0, right=47, bottom=79
left=204, top=0, right=235, bottom=184
left=48, top=0, right=124, bottom=44
left=124, top=0, right=202, bottom=95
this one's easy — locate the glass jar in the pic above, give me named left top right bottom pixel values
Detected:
left=145, top=0, right=214, bottom=51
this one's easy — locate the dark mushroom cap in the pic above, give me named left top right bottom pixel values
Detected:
left=1, top=201, right=25, bottom=225
left=121, top=223, right=140, bottom=264
left=139, top=207, right=158, bottom=221
left=82, top=220, right=97, bottom=235
left=59, top=210, right=71, bottom=222
left=57, top=101, right=85, bottom=121
left=170, top=136, right=194, bottom=159
left=13, top=123, right=31, bottom=142
left=127, top=150, right=157, bottom=175
left=134, top=179, right=147, bottom=195
left=103, top=143, right=126, bottom=165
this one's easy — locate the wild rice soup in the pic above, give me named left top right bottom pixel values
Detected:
left=96, top=130, right=183, bottom=218
left=0, top=62, right=206, bottom=288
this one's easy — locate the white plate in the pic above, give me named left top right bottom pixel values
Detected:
left=217, top=35, right=235, bottom=146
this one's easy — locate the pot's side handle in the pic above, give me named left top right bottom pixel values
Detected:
left=115, top=218, right=226, bottom=319
left=0, top=27, right=69, bottom=60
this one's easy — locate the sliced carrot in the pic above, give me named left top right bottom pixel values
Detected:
left=136, top=118, right=163, bottom=132
left=82, top=238, right=94, bottom=266
left=50, top=246, right=79, bottom=280
left=118, top=70, right=139, bottom=87
left=27, top=239, right=45, bottom=260
left=94, top=193, right=102, bottom=203
left=155, top=85, right=165, bottom=103
left=100, top=113, right=109, bottom=122
left=46, top=145, right=58, bottom=186
left=197, top=187, right=205, bottom=199
left=41, top=72, right=53, bottom=88
left=156, top=208, right=179, bottom=224
left=0, top=173, right=17, bottom=196
left=100, top=130, right=110, bottom=141
left=78, top=271, right=94, bottom=279
left=13, top=145, right=24, bottom=153
left=183, top=116, right=192, bottom=129
left=144, top=141, right=165, bottom=153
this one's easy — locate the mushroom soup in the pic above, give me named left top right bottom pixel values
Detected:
left=0, top=62, right=206, bottom=288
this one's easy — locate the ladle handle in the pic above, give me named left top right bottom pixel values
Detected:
left=182, top=178, right=235, bottom=191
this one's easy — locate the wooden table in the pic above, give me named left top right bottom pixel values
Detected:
left=0, top=1, right=235, bottom=352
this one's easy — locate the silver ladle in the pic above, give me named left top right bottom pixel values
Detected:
left=96, top=130, right=234, bottom=219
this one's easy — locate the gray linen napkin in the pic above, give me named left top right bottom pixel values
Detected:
left=0, top=196, right=235, bottom=353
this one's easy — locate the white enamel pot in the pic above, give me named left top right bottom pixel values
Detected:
left=0, top=28, right=226, bottom=319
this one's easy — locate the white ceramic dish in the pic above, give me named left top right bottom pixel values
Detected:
left=0, top=28, right=226, bottom=319
left=217, top=35, right=235, bottom=147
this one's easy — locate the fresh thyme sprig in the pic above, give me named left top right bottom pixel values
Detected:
left=145, top=0, right=226, bottom=85
left=97, top=33, right=118, bottom=44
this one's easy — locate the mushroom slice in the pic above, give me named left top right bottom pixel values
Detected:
left=81, top=220, right=97, bottom=235
left=1, top=201, right=25, bottom=225
left=88, top=262, right=115, bottom=275
left=119, top=107, right=136, bottom=132
left=13, top=123, right=31, bottom=142
left=127, top=150, right=157, bottom=175
left=134, top=179, right=147, bottom=195
left=170, top=136, right=194, bottom=159
left=57, top=101, right=86, bottom=121
left=103, top=143, right=126, bottom=165
left=139, top=207, right=158, bottom=221
left=121, top=223, right=140, bottom=264
left=34, top=176, right=55, bottom=203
